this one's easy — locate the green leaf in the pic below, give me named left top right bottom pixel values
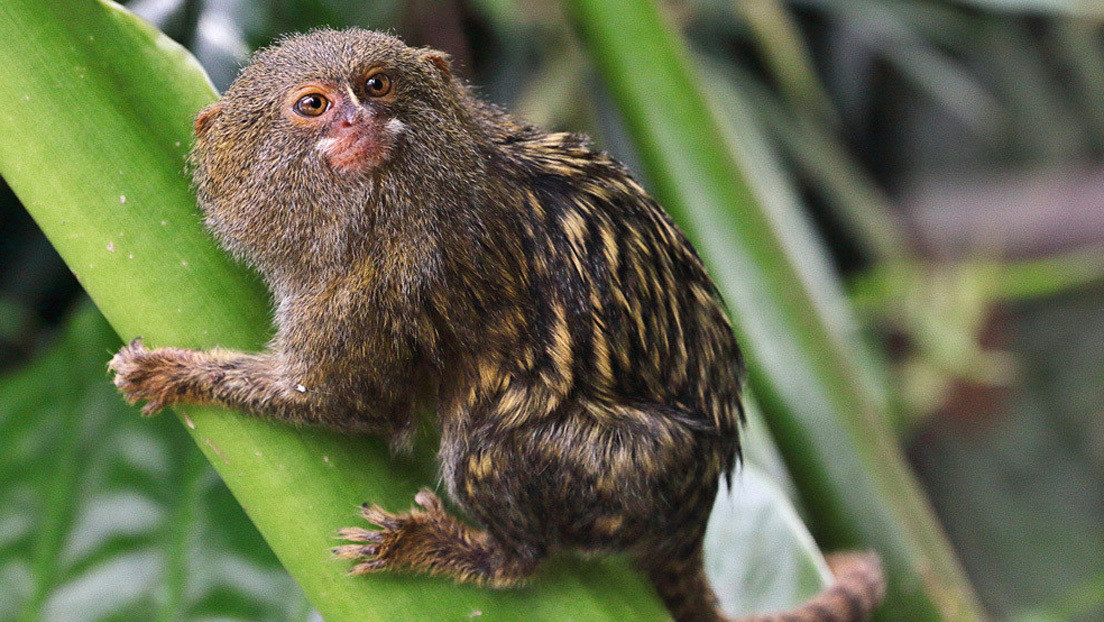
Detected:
left=0, top=0, right=835, bottom=620
left=733, top=0, right=839, bottom=128
left=706, top=465, right=831, bottom=618
left=562, top=0, right=986, bottom=619
left=0, top=1, right=663, bottom=620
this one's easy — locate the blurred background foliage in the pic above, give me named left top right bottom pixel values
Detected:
left=0, top=305, right=312, bottom=622
left=2, top=0, right=1104, bottom=620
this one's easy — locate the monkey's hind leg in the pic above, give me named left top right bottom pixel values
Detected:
left=335, top=489, right=540, bottom=589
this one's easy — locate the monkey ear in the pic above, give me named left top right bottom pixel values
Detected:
left=420, top=49, right=453, bottom=81
left=194, top=101, right=225, bottom=138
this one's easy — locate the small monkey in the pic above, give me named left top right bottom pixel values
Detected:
left=109, top=29, right=885, bottom=621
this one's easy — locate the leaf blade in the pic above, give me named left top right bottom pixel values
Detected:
left=0, top=2, right=667, bottom=620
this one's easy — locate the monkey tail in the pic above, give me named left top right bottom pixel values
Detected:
left=737, top=551, right=886, bottom=622
left=642, top=549, right=885, bottom=622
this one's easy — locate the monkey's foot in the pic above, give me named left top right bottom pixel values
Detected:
left=108, top=338, right=199, bottom=415
left=334, top=489, right=535, bottom=588
left=334, top=489, right=451, bottom=575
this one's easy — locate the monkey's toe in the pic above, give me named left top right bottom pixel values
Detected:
left=414, top=488, right=444, bottom=513
left=337, top=494, right=449, bottom=575
left=348, top=559, right=388, bottom=575
left=337, top=506, right=407, bottom=573
left=358, top=504, right=405, bottom=530
left=336, top=527, right=383, bottom=543
left=332, top=543, right=379, bottom=559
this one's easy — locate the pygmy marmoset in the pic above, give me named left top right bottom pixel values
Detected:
left=109, top=29, right=885, bottom=622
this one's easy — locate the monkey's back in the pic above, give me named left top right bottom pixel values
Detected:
left=502, top=131, right=745, bottom=469
left=432, top=129, right=747, bottom=557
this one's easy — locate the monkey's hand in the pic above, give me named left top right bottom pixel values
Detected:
left=108, top=338, right=208, bottom=415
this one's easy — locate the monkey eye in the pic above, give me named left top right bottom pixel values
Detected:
left=365, top=72, right=392, bottom=97
left=294, top=93, right=330, bottom=117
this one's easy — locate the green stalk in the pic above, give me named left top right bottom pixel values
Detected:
left=732, top=0, right=839, bottom=128
left=562, top=0, right=985, bottom=619
left=705, top=61, right=911, bottom=266
left=0, top=1, right=666, bottom=620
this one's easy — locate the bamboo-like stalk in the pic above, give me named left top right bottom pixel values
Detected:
left=562, top=0, right=987, bottom=619
left=0, top=1, right=669, bottom=620
left=733, top=0, right=839, bottom=128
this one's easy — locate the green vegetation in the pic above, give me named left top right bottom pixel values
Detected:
left=4, top=0, right=1104, bottom=620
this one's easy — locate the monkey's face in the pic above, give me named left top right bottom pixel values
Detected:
left=277, top=68, right=407, bottom=175
left=189, top=30, right=472, bottom=272
left=193, top=30, right=461, bottom=184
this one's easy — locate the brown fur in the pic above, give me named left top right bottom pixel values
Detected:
left=108, top=29, right=884, bottom=621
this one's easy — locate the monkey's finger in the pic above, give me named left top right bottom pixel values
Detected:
left=116, top=337, right=148, bottom=361
left=117, top=384, right=138, bottom=404
left=332, top=543, right=378, bottom=559
left=336, top=527, right=384, bottom=543
left=114, top=372, right=144, bottom=391
left=349, top=560, right=387, bottom=575
left=108, top=352, right=133, bottom=373
left=359, top=504, right=401, bottom=530
left=109, top=338, right=150, bottom=373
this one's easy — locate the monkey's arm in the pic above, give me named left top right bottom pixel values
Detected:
left=108, top=338, right=314, bottom=419
left=109, top=338, right=414, bottom=438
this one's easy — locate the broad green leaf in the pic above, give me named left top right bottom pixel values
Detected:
left=706, top=466, right=830, bottom=618
left=0, top=0, right=837, bottom=620
left=0, top=1, right=664, bottom=620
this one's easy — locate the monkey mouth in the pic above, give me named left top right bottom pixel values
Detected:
left=317, top=122, right=395, bottom=174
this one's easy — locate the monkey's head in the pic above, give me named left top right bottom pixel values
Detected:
left=190, top=29, right=477, bottom=278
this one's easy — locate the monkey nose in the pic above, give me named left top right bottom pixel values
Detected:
left=336, top=106, right=371, bottom=129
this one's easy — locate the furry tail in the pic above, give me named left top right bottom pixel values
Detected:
left=738, top=552, right=885, bottom=622
left=642, top=549, right=885, bottom=622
